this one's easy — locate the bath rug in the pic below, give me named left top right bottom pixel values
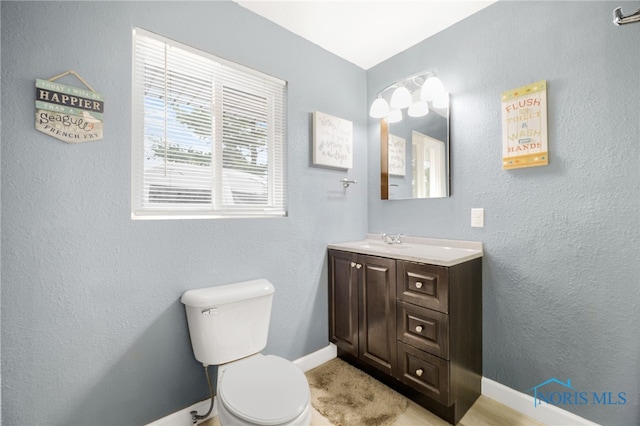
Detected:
left=305, top=358, right=409, bottom=426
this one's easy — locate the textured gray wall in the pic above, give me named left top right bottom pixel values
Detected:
left=3, top=1, right=640, bottom=426
left=1, top=1, right=367, bottom=425
left=368, top=1, right=640, bottom=424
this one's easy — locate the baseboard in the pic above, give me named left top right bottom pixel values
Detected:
left=481, top=377, right=601, bottom=426
left=146, top=343, right=337, bottom=426
left=293, top=342, right=337, bottom=372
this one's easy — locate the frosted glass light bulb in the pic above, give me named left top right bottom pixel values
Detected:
left=369, top=97, right=389, bottom=118
left=420, top=76, right=445, bottom=102
left=390, top=86, right=412, bottom=109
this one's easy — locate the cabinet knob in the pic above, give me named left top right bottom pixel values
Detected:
left=415, top=325, right=423, bottom=333
left=415, top=368, right=424, bottom=377
left=415, top=282, right=423, bottom=289
left=356, top=263, right=362, bottom=269
left=351, top=262, right=356, bottom=268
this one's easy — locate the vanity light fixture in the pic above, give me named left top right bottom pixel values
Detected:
left=370, top=70, right=447, bottom=123
left=369, top=97, right=390, bottom=119
left=420, top=76, right=445, bottom=102
left=389, top=85, right=412, bottom=109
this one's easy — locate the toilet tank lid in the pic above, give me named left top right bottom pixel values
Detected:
left=181, top=279, right=275, bottom=307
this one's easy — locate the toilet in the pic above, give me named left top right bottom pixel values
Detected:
left=181, top=279, right=311, bottom=426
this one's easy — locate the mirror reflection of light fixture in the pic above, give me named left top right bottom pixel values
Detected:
left=432, top=91, right=449, bottom=109
left=408, top=91, right=429, bottom=118
left=408, top=101, right=429, bottom=117
left=388, top=109, right=402, bottom=123
left=369, top=70, right=447, bottom=123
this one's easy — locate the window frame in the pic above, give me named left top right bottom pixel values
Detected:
left=131, top=28, right=287, bottom=220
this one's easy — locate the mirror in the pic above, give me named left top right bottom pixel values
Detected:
left=372, top=71, right=450, bottom=200
left=381, top=95, right=449, bottom=199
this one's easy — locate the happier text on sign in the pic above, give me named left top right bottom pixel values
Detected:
left=36, top=88, right=103, bottom=113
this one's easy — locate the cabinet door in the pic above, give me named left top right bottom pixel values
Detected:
left=359, top=255, right=397, bottom=376
left=328, top=250, right=359, bottom=356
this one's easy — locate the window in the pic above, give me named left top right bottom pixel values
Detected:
left=131, top=28, right=287, bottom=219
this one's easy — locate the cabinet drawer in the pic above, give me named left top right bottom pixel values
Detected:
left=397, top=261, right=449, bottom=313
left=397, top=342, right=450, bottom=406
left=397, top=301, right=449, bottom=359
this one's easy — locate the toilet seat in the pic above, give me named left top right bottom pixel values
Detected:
left=219, top=355, right=310, bottom=426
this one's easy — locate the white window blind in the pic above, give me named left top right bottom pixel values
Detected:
left=131, top=28, right=287, bottom=219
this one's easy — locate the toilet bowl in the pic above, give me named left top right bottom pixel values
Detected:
left=217, top=354, right=311, bottom=426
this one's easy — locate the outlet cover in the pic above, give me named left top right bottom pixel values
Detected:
left=471, top=208, right=484, bottom=227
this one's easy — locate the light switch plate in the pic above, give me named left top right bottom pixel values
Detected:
left=471, top=208, right=484, bottom=227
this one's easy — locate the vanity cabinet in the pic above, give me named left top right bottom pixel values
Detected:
left=328, top=248, right=482, bottom=425
left=328, top=250, right=396, bottom=377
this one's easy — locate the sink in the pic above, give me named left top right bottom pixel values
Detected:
left=358, top=242, right=410, bottom=250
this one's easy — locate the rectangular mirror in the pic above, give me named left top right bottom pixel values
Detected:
left=381, top=93, right=450, bottom=199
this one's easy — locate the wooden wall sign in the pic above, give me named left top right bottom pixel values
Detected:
left=501, top=80, right=548, bottom=169
left=35, top=71, right=104, bottom=144
left=312, top=111, right=353, bottom=169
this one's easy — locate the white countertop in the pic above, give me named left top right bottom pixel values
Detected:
left=328, top=234, right=483, bottom=267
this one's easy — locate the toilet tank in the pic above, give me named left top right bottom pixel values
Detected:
left=181, top=279, right=275, bottom=366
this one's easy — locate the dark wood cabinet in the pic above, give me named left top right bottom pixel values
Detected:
left=328, top=250, right=396, bottom=376
left=358, top=255, right=397, bottom=376
left=328, top=249, right=482, bottom=425
left=328, top=250, right=359, bottom=356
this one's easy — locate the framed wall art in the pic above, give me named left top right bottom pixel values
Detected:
left=312, top=111, right=353, bottom=169
left=501, top=80, right=548, bottom=170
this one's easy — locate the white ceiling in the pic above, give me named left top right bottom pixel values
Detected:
left=233, top=1, right=496, bottom=69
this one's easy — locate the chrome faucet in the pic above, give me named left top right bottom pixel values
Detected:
left=381, top=233, right=403, bottom=245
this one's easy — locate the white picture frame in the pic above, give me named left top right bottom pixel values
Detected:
left=312, top=111, right=353, bottom=169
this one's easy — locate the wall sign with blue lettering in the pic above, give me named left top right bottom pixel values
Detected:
left=35, top=71, right=104, bottom=144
